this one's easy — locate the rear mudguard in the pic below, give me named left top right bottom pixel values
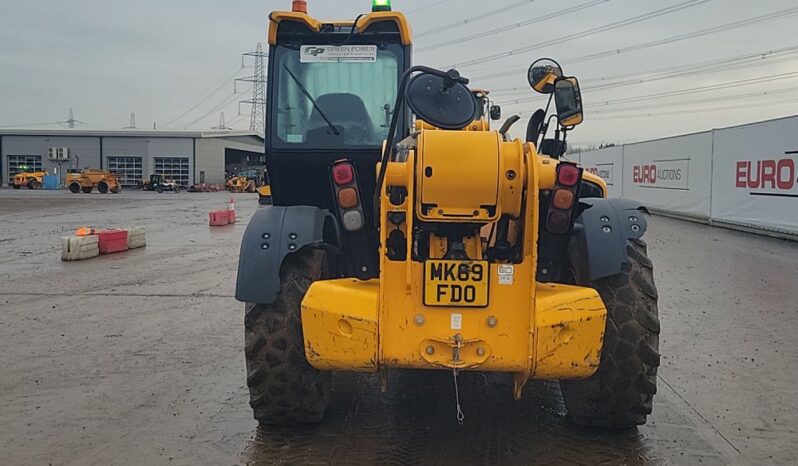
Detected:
left=235, top=206, right=339, bottom=304
left=572, top=198, right=649, bottom=282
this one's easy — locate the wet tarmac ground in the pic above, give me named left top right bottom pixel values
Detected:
left=1, top=190, right=796, bottom=465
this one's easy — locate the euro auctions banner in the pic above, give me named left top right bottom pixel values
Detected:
left=711, top=116, right=798, bottom=235
left=577, top=146, right=623, bottom=198
left=622, top=132, right=714, bottom=219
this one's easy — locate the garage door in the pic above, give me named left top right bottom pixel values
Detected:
left=154, top=157, right=190, bottom=187
left=7, top=155, right=43, bottom=185
left=107, top=156, right=143, bottom=188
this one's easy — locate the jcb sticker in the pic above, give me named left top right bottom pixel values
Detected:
left=498, top=264, right=514, bottom=285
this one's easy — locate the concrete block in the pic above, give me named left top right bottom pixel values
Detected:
left=61, top=235, right=100, bottom=261
left=126, top=227, right=146, bottom=249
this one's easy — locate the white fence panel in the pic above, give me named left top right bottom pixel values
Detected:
left=621, top=132, right=713, bottom=219
left=711, top=116, right=798, bottom=235
left=577, top=146, right=623, bottom=198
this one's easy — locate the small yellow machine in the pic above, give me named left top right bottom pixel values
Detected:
left=67, top=169, right=121, bottom=194
left=226, top=176, right=256, bottom=193
left=12, top=170, right=47, bottom=189
left=236, top=1, right=659, bottom=430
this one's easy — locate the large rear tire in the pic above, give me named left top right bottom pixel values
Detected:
left=561, top=239, right=660, bottom=429
left=97, top=181, right=109, bottom=194
left=244, top=248, right=332, bottom=426
left=69, top=183, right=81, bottom=194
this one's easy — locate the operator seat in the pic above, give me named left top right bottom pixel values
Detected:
left=306, top=93, right=375, bottom=145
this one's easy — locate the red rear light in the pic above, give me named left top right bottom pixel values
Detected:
left=332, top=163, right=355, bottom=185
left=292, top=0, right=307, bottom=13
left=547, top=211, right=572, bottom=235
left=338, top=187, right=359, bottom=209
left=552, top=188, right=575, bottom=210
left=557, top=163, right=580, bottom=187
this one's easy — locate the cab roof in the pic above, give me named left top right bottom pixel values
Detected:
left=268, top=10, right=412, bottom=46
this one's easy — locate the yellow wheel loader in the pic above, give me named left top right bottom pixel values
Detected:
left=13, top=170, right=47, bottom=189
left=236, top=1, right=659, bottom=429
left=67, top=169, right=121, bottom=194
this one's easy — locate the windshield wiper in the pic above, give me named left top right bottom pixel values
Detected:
left=282, top=65, right=340, bottom=136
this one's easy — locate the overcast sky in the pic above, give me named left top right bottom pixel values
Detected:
left=1, top=0, right=797, bottom=145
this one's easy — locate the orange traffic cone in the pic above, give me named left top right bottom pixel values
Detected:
left=75, top=227, right=97, bottom=236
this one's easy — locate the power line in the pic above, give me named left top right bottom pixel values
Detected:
left=406, top=0, right=451, bottom=16
left=160, top=65, right=244, bottom=128
left=181, top=86, right=250, bottom=129
left=468, top=6, right=798, bottom=82
left=569, top=7, right=798, bottom=66
left=415, top=0, right=545, bottom=39
left=495, top=49, right=798, bottom=104
left=418, top=0, right=608, bottom=53
left=501, top=71, right=798, bottom=110
left=448, top=0, right=712, bottom=68
left=508, top=81, right=798, bottom=122
left=589, top=94, right=798, bottom=121
left=589, top=86, right=798, bottom=116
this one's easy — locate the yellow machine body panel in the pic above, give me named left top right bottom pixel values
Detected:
left=268, top=11, right=412, bottom=46
left=415, top=131, right=524, bottom=223
left=302, top=279, right=379, bottom=372
left=301, top=133, right=607, bottom=379
left=533, top=283, right=606, bottom=379
left=416, top=131, right=501, bottom=223
left=301, top=266, right=606, bottom=377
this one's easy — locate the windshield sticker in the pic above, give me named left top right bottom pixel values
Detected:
left=286, top=134, right=305, bottom=143
left=300, top=45, right=377, bottom=63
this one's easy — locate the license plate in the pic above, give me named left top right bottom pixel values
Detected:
left=424, top=260, right=489, bottom=307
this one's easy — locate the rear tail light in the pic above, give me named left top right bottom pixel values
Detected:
left=342, top=211, right=365, bottom=232
left=546, top=211, right=572, bottom=235
left=332, top=163, right=355, bottom=185
left=557, top=163, right=580, bottom=187
left=337, top=187, right=359, bottom=209
left=331, top=160, right=366, bottom=232
left=552, top=188, right=575, bottom=210
left=546, top=162, right=583, bottom=235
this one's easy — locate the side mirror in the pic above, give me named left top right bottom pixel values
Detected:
left=489, top=105, right=502, bottom=121
left=528, top=58, right=563, bottom=94
left=554, top=77, right=584, bottom=127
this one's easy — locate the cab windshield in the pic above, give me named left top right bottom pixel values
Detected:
left=270, top=43, right=401, bottom=150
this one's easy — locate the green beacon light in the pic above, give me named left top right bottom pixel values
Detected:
left=372, top=0, right=391, bottom=12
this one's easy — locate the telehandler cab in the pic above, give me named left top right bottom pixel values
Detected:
left=236, top=1, right=659, bottom=429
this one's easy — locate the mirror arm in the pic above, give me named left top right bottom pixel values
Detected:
left=536, top=94, right=555, bottom=147
left=539, top=113, right=559, bottom=148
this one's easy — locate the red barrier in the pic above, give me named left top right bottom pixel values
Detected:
left=209, top=210, right=231, bottom=226
left=97, top=229, right=129, bottom=254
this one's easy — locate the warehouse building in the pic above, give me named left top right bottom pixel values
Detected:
left=0, top=129, right=264, bottom=188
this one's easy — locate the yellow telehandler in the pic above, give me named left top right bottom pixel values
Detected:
left=236, top=1, right=659, bottom=430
